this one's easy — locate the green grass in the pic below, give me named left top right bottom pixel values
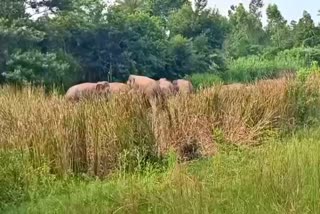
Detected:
left=188, top=72, right=224, bottom=89
left=4, top=128, right=320, bottom=214
left=224, top=55, right=304, bottom=83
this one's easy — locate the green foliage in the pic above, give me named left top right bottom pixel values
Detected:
left=224, top=47, right=320, bottom=84
left=266, top=4, right=293, bottom=50
left=0, top=0, right=320, bottom=91
left=3, top=50, right=80, bottom=89
left=0, top=0, right=26, bottom=20
left=0, top=151, right=56, bottom=211
left=275, top=47, right=320, bottom=66
left=293, top=11, right=320, bottom=47
left=297, top=61, right=320, bottom=81
left=166, top=34, right=194, bottom=78
left=189, top=72, right=223, bottom=89
left=114, top=0, right=147, bottom=14
left=5, top=128, right=320, bottom=213
left=225, top=3, right=266, bottom=59
left=148, top=0, right=190, bottom=18
left=288, top=72, right=320, bottom=126
left=0, top=151, right=29, bottom=210
left=167, top=4, right=229, bottom=76
left=224, top=54, right=304, bottom=83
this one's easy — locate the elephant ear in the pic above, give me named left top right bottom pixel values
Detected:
left=126, top=77, right=135, bottom=88
left=172, top=80, right=179, bottom=92
left=96, top=81, right=110, bottom=91
left=172, top=80, right=179, bottom=88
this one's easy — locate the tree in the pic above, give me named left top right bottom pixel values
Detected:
left=114, top=0, right=145, bottom=14
left=0, top=0, right=27, bottom=20
left=249, top=0, right=264, bottom=18
left=0, top=0, right=46, bottom=83
left=168, top=4, right=229, bottom=73
left=27, top=0, right=74, bottom=14
left=194, top=0, right=208, bottom=13
left=266, top=4, right=292, bottom=50
left=225, top=3, right=265, bottom=58
left=166, top=35, right=194, bottom=78
left=112, top=12, right=168, bottom=79
left=293, top=11, right=319, bottom=47
left=148, top=0, right=189, bottom=18
left=3, top=50, right=80, bottom=90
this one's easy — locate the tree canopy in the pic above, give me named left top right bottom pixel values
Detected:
left=1, top=0, right=320, bottom=89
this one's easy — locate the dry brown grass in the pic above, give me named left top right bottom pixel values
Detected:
left=0, top=77, right=299, bottom=176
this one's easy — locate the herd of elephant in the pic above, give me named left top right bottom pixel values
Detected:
left=65, top=74, right=194, bottom=103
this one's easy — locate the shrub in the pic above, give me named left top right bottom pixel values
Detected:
left=2, top=50, right=81, bottom=92
left=297, top=61, right=320, bottom=82
left=225, top=54, right=304, bottom=83
left=188, top=72, right=223, bottom=89
left=0, top=151, right=56, bottom=211
left=276, top=47, right=320, bottom=67
left=290, top=63, right=320, bottom=126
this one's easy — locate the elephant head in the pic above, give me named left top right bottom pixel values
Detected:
left=96, top=81, right=110, bottom=94
left=159, top=78, right=175, bottom=96
left=172, top=79, right=194, bottom=95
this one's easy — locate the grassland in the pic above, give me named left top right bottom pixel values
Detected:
left=1, top=74, right=320, bottom=213
left=3, top=128, right=320, bottom=213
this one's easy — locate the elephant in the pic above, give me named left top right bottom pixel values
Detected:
left=172, top=79, right=194, bottom=95
left=127, top=75, right=164, bottom=106
left=158, top=78, right=175, bottom=97
left=109, top=82, right=130, bottom=94
left=65, top=81, right=110, bottom=101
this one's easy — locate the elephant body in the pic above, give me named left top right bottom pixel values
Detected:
left=158, top=78, right=175, bottom=97
left=173, top=79, right=194, bottom=95
left=127, top=75, right=163, bottom=106
left=65, top=81, right=110, bottom=101
left=109, top=82, right=130, bottom=94
left=127, top=75, right=161, bottom=97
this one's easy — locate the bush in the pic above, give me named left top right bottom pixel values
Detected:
left=0, top=151, right=29, bottom=209
left=0, top=151, right=56, bottom=211
left=224, top=53, right=304, bottom=83
left=188, top=72, right=223, bottom=89
left=2, top=50, right=81, bottom=92
left=297, top=61, right=320, bottom=82
left=276, top=47, right=320, bottom=67
left=290, top=62, right=320, bottom=125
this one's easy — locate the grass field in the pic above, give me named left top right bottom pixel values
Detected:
left=1, top=75, right=320, bottom=213
left=3, top=128, right=320, bottom=213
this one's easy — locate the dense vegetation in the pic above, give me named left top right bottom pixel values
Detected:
left=1, top=0, right=320, bottom=89
left=1, top=74, right=320, bottom=213
left=2, top=0, right=320, bottom=213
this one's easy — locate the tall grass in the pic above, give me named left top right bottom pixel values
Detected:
left=224, top=55, right=304, bottom=83
left=223, top=47, right=320, bottom=84
left=6, top=128, right=320, bottom=213
left=1, top=75, right=320, bottom=212
left=0, top=77, right=299, bottom=177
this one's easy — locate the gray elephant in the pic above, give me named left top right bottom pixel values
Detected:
left=109, top=82, right=130, bottom=94
left=158, top=78, right=175, bottom=97
left=127, top=75, right=163, bottom=106
left=65, top=81, right=110, bottom=101
left=172, top=79, right=194, bottom=95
